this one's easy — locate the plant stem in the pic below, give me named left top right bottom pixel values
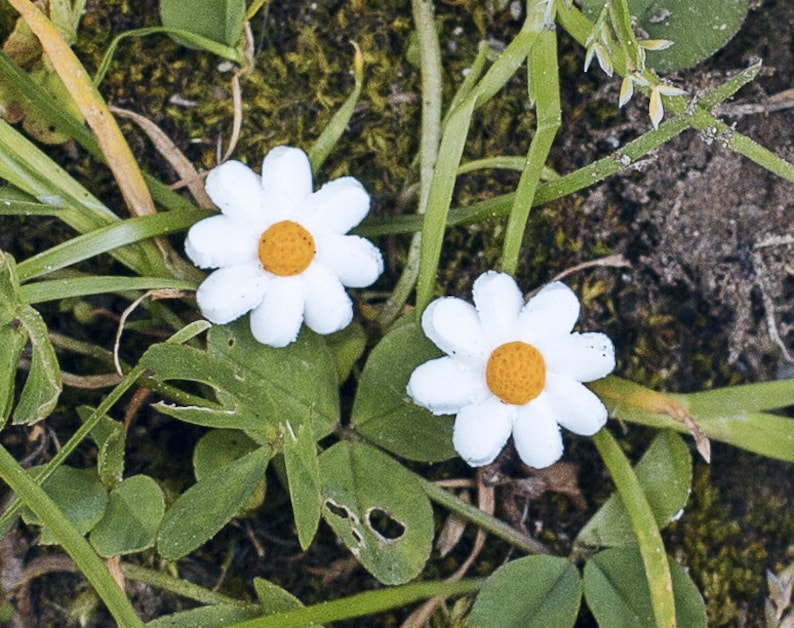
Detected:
left=418, top=476, right=552, bottom=555
left=228, top=579, right=484, bottom=628
left=121, top=563, right=252, bottom=608
left=501, top=5, right=561, bottom=276
left=378, top=0, right=443, bottom=328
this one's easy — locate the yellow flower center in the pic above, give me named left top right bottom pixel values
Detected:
left=257, top=220, right=315, bottom=276
left=485, top=341, right=546, bottom=406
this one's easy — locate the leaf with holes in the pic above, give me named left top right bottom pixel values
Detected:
left=583, top=545, right=707, bottom=626
left=575, top=430, right=691, bottom=552
left=319, top=441, right=434, bottom=585
left=469, top=555, right=582, bottom=628
left=350, top=320, right=456, bottom=462
left=157, top=446, right=272, bottom=560
left=141, top=320, right=339, bottom=442
left=283, top=415, right=322, bottom=551
left=89, top=475, right=165, bottom=557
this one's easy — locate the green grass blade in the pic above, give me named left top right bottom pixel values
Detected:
left=309, top=43, right=364, bottom=174
left=593, top=429, right=676, bottom=628
left=16, top=209, right=213, bottom=282
left=20, top=276, right=197, bottom=304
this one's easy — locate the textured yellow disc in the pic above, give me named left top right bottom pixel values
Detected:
left=258, top=220, right=315, bottom=276
left=485, top=341, right=546, bottom=406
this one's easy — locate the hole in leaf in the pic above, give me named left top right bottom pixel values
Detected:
left=351, top=528, right=363, bottom=543
left=325, top=500, right=350, bottom=520
left=366, top=507, right=405, bottom=541
left=227, top=337, right=235, bottom=348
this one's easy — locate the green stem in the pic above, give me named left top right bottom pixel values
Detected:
left=228, top=579, right=484, bottom=628
left=378, top=0, right=443, bottom=328
left=501, top=10, right=561, bottom=276
left=121, top=562, right=252, bottom=609
left=607, top=0, right=642, bottom=70
left=418, top=476, right=552, bottom=555
left=592, top=428, right=676, bottom=627
left=0, top=445, right=143, bottom=627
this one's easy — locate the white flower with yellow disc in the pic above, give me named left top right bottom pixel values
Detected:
left=185, top=146, right=383, bottom=347
left=407, top=271, right=615, bottom=469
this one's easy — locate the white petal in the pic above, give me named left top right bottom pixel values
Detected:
left=302, top=264, right=353, bottom=335
left=472, top=271, right=524, bottom=345
left=185, top=214, right=259, bottom=269
left=544, top=373, right=608, bottom=436
left=315, top=234, right=383, bottom=287
left=260, top=146, right=314, bottom=217
left=421, top=297, right=489, bottom=360
left=649, top=88, right=664, bottom=130
left=544, top=332, right=615, bottom=382
left=249, top=276, right=306, bottom=347
left=517, top=281, right=580, bottom=342
left=407, top=357, right=489, bottom=416
left=195, top=262, right=269, bottom=324
left=512, top=394, right=564, bottom=469
left=618, top=76, right=634, bottom=108
left=205, top=160, right=267, bottom=226
left=300, top=177, right=370, bottom=236
left=453, top=397, right=516, bottom=467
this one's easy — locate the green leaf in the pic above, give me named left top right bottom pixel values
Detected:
left=283, top=416, right=322, bottom=550
left=252, top=578, right=304, bottom=615
left=90, top=475, right=165, bottom=557
left=12, top=304, right=61, bottom=425
left=350, top=321, right=455, bottom=462
left=82, top=407, right=126, bottom=489
left=193, top=430, right=259, bottom=479
left=157, top=446, right=271, bottom=560
left=324, top=322, right=367, bottom=385
left=143, top=321, right=339, bottom=440
left=160, top=0, right=246, bottom=48
left=193, top=429, right=264, bottom=513
left=582, top=0, right=749, bottom=72
left=583, top=546, right=707, bottom=627
left=21, top=466, right=108, bottom=544
left=469, top=555, right=581, bottom=628
left=0, top=314, right=27, bottom=426
left=0, top=252, right=61, bottom=426
left=575, top=430, right=691, bottom=551
left=146, top=603, right=258, bottom=627
left=319, top=441, right=434, bottom=585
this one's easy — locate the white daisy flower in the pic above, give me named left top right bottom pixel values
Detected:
left=185, top=146, right=384, bottom=347
left=407, top=271, right=615, bottom=469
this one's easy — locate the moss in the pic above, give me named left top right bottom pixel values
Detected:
left=665, top=462, right=794, bottom=626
